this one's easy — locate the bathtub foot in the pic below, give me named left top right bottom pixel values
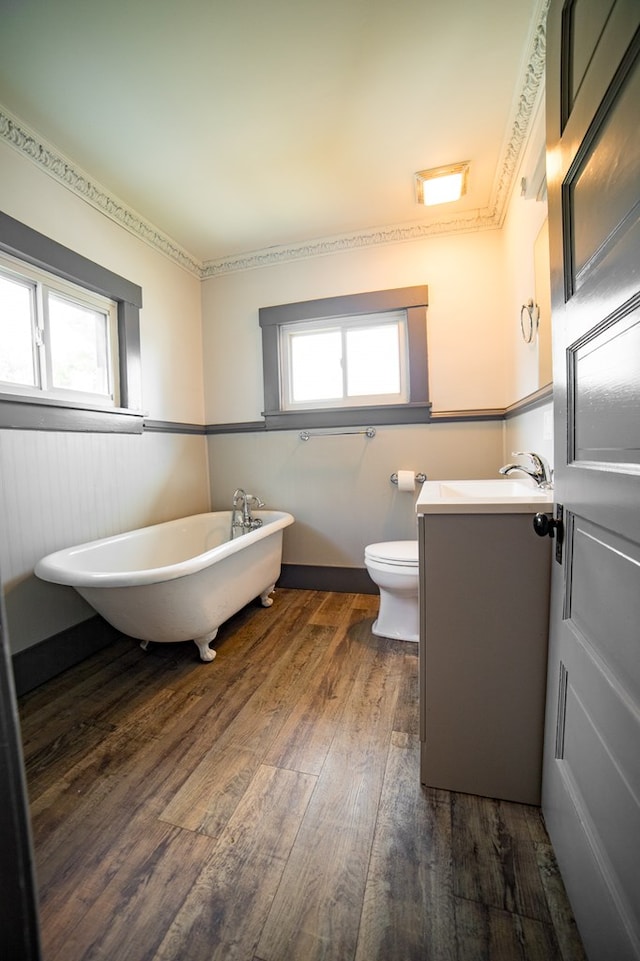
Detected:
left=260, top=585, right=275, bottom=607
left=194, top=630, right=218, bottom=662
left=140, top=640, right=150, bottom=652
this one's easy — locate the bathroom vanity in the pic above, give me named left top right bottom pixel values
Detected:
left=416, top=480, right=553, bottom=805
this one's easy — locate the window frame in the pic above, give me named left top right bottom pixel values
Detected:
left=0, top=211, right=143, bottom=433
left=0, top=252, right=120, bottom=406
left=259, top=285, right=430, bottom=430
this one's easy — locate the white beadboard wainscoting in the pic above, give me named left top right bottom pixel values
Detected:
left=0, top=429, right=210, bottom=654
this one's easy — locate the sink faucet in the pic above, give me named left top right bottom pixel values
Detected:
left=231, top=489, right=265, bottom=534
left=498, top=452, right=553, bottom=489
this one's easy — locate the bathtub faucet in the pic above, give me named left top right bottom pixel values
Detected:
left=232, top=489, right=265, bottom=533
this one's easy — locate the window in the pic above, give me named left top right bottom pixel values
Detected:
left=259, top=286, right=430, bottom=430
left=280, top=310, right=408, bottom=410
left=0, top=211, right=143, bottom=433
left=0, top=254, right=119, bottom=406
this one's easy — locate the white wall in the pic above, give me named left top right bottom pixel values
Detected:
left=203, top=228, right=509, bottom=422
left=499, top=92, right=555, bottom=471
left=0, top=141, right=211, bottom=652
left=201, top=94, right=555, bottom=570
left=203, top=229, right=514, bottom=568
left=500, top=95, right=551, bottom=407
left=209, top=422, right=504, bottom=567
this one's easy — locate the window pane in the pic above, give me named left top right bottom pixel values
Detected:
left=290, top=329, right=342, bottom=403
left=0, top=273, right=37, bottom=386
left=48, top=293, right=110, bottom=396
left=346, top=324, right=400, bottom=397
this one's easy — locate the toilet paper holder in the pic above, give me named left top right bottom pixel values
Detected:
left=390, top=472, right=427, bottom=485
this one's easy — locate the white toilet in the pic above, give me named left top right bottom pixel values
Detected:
left=364, top=540, right=419, bottom=642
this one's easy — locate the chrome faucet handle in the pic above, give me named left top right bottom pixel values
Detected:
left=512, top=451, right=543, bottom=469
left=245, top=494, right=265, bottom=508
left=511, top=452, right=552, bottom=485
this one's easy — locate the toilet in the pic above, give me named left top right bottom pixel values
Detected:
left=364, top=540, right=419, bottom=642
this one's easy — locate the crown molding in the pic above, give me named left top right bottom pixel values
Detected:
left=0, top=107, right=201, bottom=277
left=489, top=0, right=549, bottom=229
left=200, top=208, right=501, bottom=278
left=0, top=1, right=547, bottom=279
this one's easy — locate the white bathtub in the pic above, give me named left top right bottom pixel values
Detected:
left=35, top=510, right=294, bottom=662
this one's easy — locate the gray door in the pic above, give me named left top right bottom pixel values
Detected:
left=542, top=2, right=640, bottom=959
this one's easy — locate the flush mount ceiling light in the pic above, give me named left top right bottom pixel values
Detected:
left=415, top=162, right=470, bottom=206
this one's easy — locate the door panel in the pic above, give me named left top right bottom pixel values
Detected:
left=571, top=305, right=640, bottom=465
left=543, top=2, right=640, bottom=959
left=569, top=519, right=640, bottom=701
left=571, top=55, right=640, bottom=289
left=561, top=675, right=640, bottom=923
left=564, top=0, right=616, bottom=118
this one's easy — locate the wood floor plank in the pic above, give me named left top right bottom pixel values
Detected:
left=43, top=820, right=216, bottom=961
left=216, top=622, right=335, bottom=755
left=21, top=718, right=116, bottom=801
left=160, top=743, right=261, bottom=837
left=391, top=646, right=419, bottom=736
left=532, top=843, right=587, bottom=961
left=17, top=635, right=134, bottom=716
left=31, top=733, right=179, bottom=901
left=349, top=593, right=378, bottom=613
left=307, top=591, right=357, bottom=626
left=153, top=764, right=317, bottom=961
left=355, top=732, right=457, bottom=961
left=451, top=792, right=552, bottom=924
left=262, top=608, right=367, bottom=775
left=454, top=898, right=564, bottom=961
left=31, top=590, right=321, bottom=847
left=158, top=621, right=334, bottom=835
left=255, top=633, right=401, bottom=961
left=18, top=588, right=585, bottom=961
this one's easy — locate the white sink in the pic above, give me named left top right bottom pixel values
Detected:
left=416, top=478, right=554, bottom=514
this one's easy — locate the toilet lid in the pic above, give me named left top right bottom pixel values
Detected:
left=365, top=540, right=419, bottom=566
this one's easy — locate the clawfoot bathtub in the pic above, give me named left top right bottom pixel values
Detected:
left=35, top=510, right=294, bottom=661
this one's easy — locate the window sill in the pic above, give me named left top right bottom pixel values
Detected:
left=263, top=402, right=432, bottom=431
left=0, top=392, right=145, bottom=433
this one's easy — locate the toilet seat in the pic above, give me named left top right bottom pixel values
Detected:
left=364, top=540, right=418, bottom=568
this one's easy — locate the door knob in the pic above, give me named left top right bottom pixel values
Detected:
left=533, top=513, right=559, bottom=537
left=533, top=506, right=564, bottom=564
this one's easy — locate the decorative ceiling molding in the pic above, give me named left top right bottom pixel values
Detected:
left=489, top=0, right=548, bottom=229
left=200, top=208, right=500, bottom=278
left=0, top=1, right=547, bottom=280
left=203, top=1, right=548, bottom=277
left=0, top=107, right=201, bottom=277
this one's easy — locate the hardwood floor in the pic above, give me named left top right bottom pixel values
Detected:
left=18, top=589, right=586, bottom=961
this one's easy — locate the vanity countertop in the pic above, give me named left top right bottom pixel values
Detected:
left=416, top=479, right=554, bottom=515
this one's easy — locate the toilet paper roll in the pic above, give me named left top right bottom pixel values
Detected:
left=397, top=470, right=416, bottom=492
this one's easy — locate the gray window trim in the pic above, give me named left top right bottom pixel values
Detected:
left=0, top=211, right=143, bottom=433
left=259, top=285, right=430, bottom=430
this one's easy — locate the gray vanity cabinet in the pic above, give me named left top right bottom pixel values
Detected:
left=418, top=511, right=552, bottom=805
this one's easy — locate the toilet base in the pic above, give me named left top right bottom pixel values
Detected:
left=371, top=591, right=419, bottom=643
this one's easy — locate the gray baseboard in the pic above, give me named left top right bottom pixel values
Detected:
left=278, top=564, right=377, bottom=594
left=12, top=616, right=121, bottom=696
